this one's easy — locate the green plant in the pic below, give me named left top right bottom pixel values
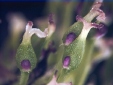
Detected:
left=14, top=1, right=109, bottom=85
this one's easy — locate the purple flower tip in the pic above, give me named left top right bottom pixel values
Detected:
left=63, top=56, right=70, bottom=69
left=64, top=32, right=76, bottom=46
left=28, top=21, right=33, bottom=26
left=49, top=13, right=54, bottom=24
left=21, top=59, right=31, bottom=72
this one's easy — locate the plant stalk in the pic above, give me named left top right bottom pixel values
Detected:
left=19, top=71, right=29, bottom=85
left=74, top=39, right=94, bottom=85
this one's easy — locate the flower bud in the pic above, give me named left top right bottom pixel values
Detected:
left=16, top=21, right=48, bottom=73
left=58, top=0, right=106, bottom=81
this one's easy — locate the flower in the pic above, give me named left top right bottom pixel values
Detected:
left=16, top=21, right=48, bottom=73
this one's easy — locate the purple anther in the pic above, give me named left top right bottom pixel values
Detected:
left=95, top=24, right=107, bottom=39
left=64, top=32, right=76, bottom=46
left=63, top=56, right=70, bottom=69
left=21, top=59, right=31, bottom=72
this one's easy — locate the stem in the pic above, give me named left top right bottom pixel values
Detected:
left=84, top=10, right=99, bottom=22
left=78, top=41, right=94, bottom=85
left=19, top=71, right=29, bottom=85
left=61, top=2, right=76, bottom=33
left=21, top=32, right=31, bottom=45
left=73, top=39, right=94, bottom=85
